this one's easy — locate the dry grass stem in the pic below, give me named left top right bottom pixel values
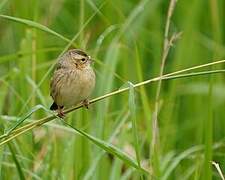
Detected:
left=151, top=0, right=178, bottom=161
left=0, top=59, right=225, bottom=146
left=212, top=161, right=225, bottom=180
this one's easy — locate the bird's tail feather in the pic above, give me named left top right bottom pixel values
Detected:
left=50, top=102, right=58, bottom=110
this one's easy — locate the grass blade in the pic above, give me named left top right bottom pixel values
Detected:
left=212, top=161, right=225, bottom=180
left=62, top=121, right=149, bottom=175
left=0, top=69, right=225, bottom=146
left=0, top=14, right=71, bottom=43
left=162, top=146, right=202, bottom=180
left=8, top=144, right=26, bottom=180
left=128, top=82, right=142, bottom=169
left=83, top=109, right=130, bottom=180
left=0, top=105, right=55, bottom=139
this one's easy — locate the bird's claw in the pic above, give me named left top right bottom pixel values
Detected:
left=57, top=112, right=65, bottom=118
left=82, top=99, right=90, bottom=109
left=57, top=107, right=65, bottom=118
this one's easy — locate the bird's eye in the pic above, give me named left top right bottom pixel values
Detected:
left=81, top=58, right=86, bottom=62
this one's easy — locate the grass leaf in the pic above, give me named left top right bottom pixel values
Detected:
left=62, top=121, right=149, bottom=175
left=0, top=14, right=71, bottom=43
left=8, top=144, right=26, bottom=180
left=128, top=82, right=142, bottom=170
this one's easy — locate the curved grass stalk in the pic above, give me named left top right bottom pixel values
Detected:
left=0, top=65, right=225, bottom=146
left=3, top=69, right=225, bottom=142
left=0, top=68, right=224, bottom=176
left=0, top=14, right=72, bottom=44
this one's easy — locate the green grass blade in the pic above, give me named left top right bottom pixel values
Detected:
left=0, top=105, right=55, bottom=139
left=162, top=146, right=202, bottom=180
left=1, top=69, right=225, bottom=146
left=62, top=121, right=149, bottom=175
left=128, top=82, right=142, bottom=168
left=203, top=73, right=213, bottom=180
left=0, top=146, right=5, bottom=178
left=8, top=144, right=26, bottom=180
left=109, top=159, right=123, bottom=180
left=26, top=76, right=47, bottom=107
left=0, top=14, right=71, bottom=43
left=83, top=109, right=130, bottom=180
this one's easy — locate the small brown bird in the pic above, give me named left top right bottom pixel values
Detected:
left=50, top=49, right=96, bottom=117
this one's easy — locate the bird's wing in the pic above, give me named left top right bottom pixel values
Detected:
left=50, top=69, right=64, bottom=98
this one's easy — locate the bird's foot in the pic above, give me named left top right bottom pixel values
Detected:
left=82, top=99, right=90, bottom=109
left=57, top=106, right=65, bottom=118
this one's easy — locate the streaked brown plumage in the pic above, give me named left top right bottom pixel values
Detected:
left=50, top=49, right=95, bottom=117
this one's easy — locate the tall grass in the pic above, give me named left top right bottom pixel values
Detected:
left=0, top=0, right=225, bottom=179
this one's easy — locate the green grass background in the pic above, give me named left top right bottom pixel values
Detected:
left=0, top=0, right=224, bottom=179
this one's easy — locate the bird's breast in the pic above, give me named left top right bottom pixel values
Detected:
left=57, top=67, right=95, bottom=107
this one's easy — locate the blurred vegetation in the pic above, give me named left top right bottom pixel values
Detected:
left=0, top=0, right=225, bottom=179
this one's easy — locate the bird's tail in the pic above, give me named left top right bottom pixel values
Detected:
left=50, top=102, right=58, bottom=110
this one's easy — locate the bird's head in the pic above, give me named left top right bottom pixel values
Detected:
left=61, top=49, right=93, bottom=69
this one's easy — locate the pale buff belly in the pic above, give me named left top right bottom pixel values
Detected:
left=56, top=69, right=95, bottom=108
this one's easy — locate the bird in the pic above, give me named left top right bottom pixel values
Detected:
left=50, top=49, right=96, bottom=117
